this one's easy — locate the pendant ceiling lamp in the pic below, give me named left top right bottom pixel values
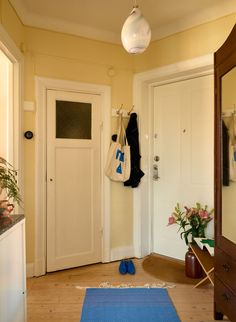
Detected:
left=121, top=1, right=151, bottom=54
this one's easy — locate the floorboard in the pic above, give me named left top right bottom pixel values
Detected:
left=27, top=258, right=230, bottom=322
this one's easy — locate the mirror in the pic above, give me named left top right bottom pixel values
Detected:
left=221, top=66, right=236, bottom=244
left=214, top=24, right=236, bottom=322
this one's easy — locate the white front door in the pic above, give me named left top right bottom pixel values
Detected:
left=153, top=75, right=214, bottom=260
left=46, top=89, right=102, bottom=272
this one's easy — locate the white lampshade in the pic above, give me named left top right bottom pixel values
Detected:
left=121, top=6, right=151, bottom=54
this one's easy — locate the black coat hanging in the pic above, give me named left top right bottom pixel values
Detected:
left=124, top=113, right=144, bottom=188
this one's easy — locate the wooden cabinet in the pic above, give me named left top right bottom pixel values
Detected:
left=215, top=278, right=236, bottom=321
left=215, top=248, right=236, bottom=294
left=214, top=23, right=236, bottom=321
left=0, top=216, right=26, bottom=322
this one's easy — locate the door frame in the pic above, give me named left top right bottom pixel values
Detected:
left=35, top=77, right=111, bottom=276
left=133, top=54, right=214, bottom=258
left=0, top=25, right=24, bottom=213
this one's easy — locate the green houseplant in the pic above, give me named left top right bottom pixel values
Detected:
left=0, top=156, right=21, bottom=217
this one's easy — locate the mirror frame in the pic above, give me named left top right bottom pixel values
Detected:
left=214, top=24, right=236, bottom=254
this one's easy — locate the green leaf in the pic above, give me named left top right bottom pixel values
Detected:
left=0, top=157, right=22, bottom=205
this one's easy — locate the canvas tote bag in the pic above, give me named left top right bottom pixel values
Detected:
left=105, top=114, right=131, bottom=182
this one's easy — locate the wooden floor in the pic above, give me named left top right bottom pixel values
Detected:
left=27, top=258, right=229, bottom=322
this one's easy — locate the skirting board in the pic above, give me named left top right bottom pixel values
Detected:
left=110, top=246, right=135, bottom=262
left=27, top=246, right=135, bottom=277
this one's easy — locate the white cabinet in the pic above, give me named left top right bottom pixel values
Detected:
left=0, top=217, right=26, bottom=322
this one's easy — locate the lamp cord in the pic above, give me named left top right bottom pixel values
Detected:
left=133, top=0, right=138, bottom=8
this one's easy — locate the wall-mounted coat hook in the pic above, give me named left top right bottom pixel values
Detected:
left=116, top=104, right=123, bottom=115
left=128, top=105, right=134, bottom=115
left=112, top=104, right=135, bottom=118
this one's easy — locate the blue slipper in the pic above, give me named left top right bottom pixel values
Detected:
left=119, top=259, right=127, bottom=274
left=127, top=259, right=136, bottom=274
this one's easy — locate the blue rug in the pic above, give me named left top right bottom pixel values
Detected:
left=80, top=288, right=180, bottom=322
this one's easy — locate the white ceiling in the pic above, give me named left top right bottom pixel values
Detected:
left=9, top=0, right=236, bottom=44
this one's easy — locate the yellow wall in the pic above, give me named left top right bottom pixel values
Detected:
left=222, top=67, right=236, bottom=110
left=23, top=112, right=35, bottom=260
left=134, top=14, right=236, bottom=72
left=0, top=0, right=24, bottom=49
left=1, top=0, right=236, bottom=264
left=0, top=0, right=2, bottom=24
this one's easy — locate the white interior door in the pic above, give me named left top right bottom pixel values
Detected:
left=153, top=75, right=214, bottom=260
left=46, top=89, right=102, bottom=272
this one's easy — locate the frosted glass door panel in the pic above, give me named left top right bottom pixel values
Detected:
left=56, top=100, right=91, bottom=139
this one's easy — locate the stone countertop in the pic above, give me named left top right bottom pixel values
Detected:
left=0, top=214, right=25, bottom=236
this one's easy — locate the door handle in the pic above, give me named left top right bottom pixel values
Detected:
left=153, top=164, right=159, bottom=181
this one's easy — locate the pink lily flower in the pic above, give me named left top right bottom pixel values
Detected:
left=167, top=215, right=176, bottom=225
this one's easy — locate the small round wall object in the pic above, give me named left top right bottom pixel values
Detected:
left=24, top=131, right=34, bottom=139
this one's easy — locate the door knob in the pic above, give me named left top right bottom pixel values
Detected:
left=154, top=155, right=160, bottom=162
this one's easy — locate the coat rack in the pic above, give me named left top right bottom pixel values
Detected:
left=112, top=105, right=134, bottom=117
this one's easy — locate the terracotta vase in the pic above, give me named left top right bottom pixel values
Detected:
left=185, top=248, right=203, bottom=278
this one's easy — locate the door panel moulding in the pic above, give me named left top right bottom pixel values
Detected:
left=133, top=54, right=214, bottom=259
left=35, top=77, right=111, bottom=276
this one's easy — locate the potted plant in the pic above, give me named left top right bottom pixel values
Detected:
left=167, top=202, right=214, bottom=245
left=167, top=202, right=214, bottom=278
left=0, top=156, right=22, bottom=217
